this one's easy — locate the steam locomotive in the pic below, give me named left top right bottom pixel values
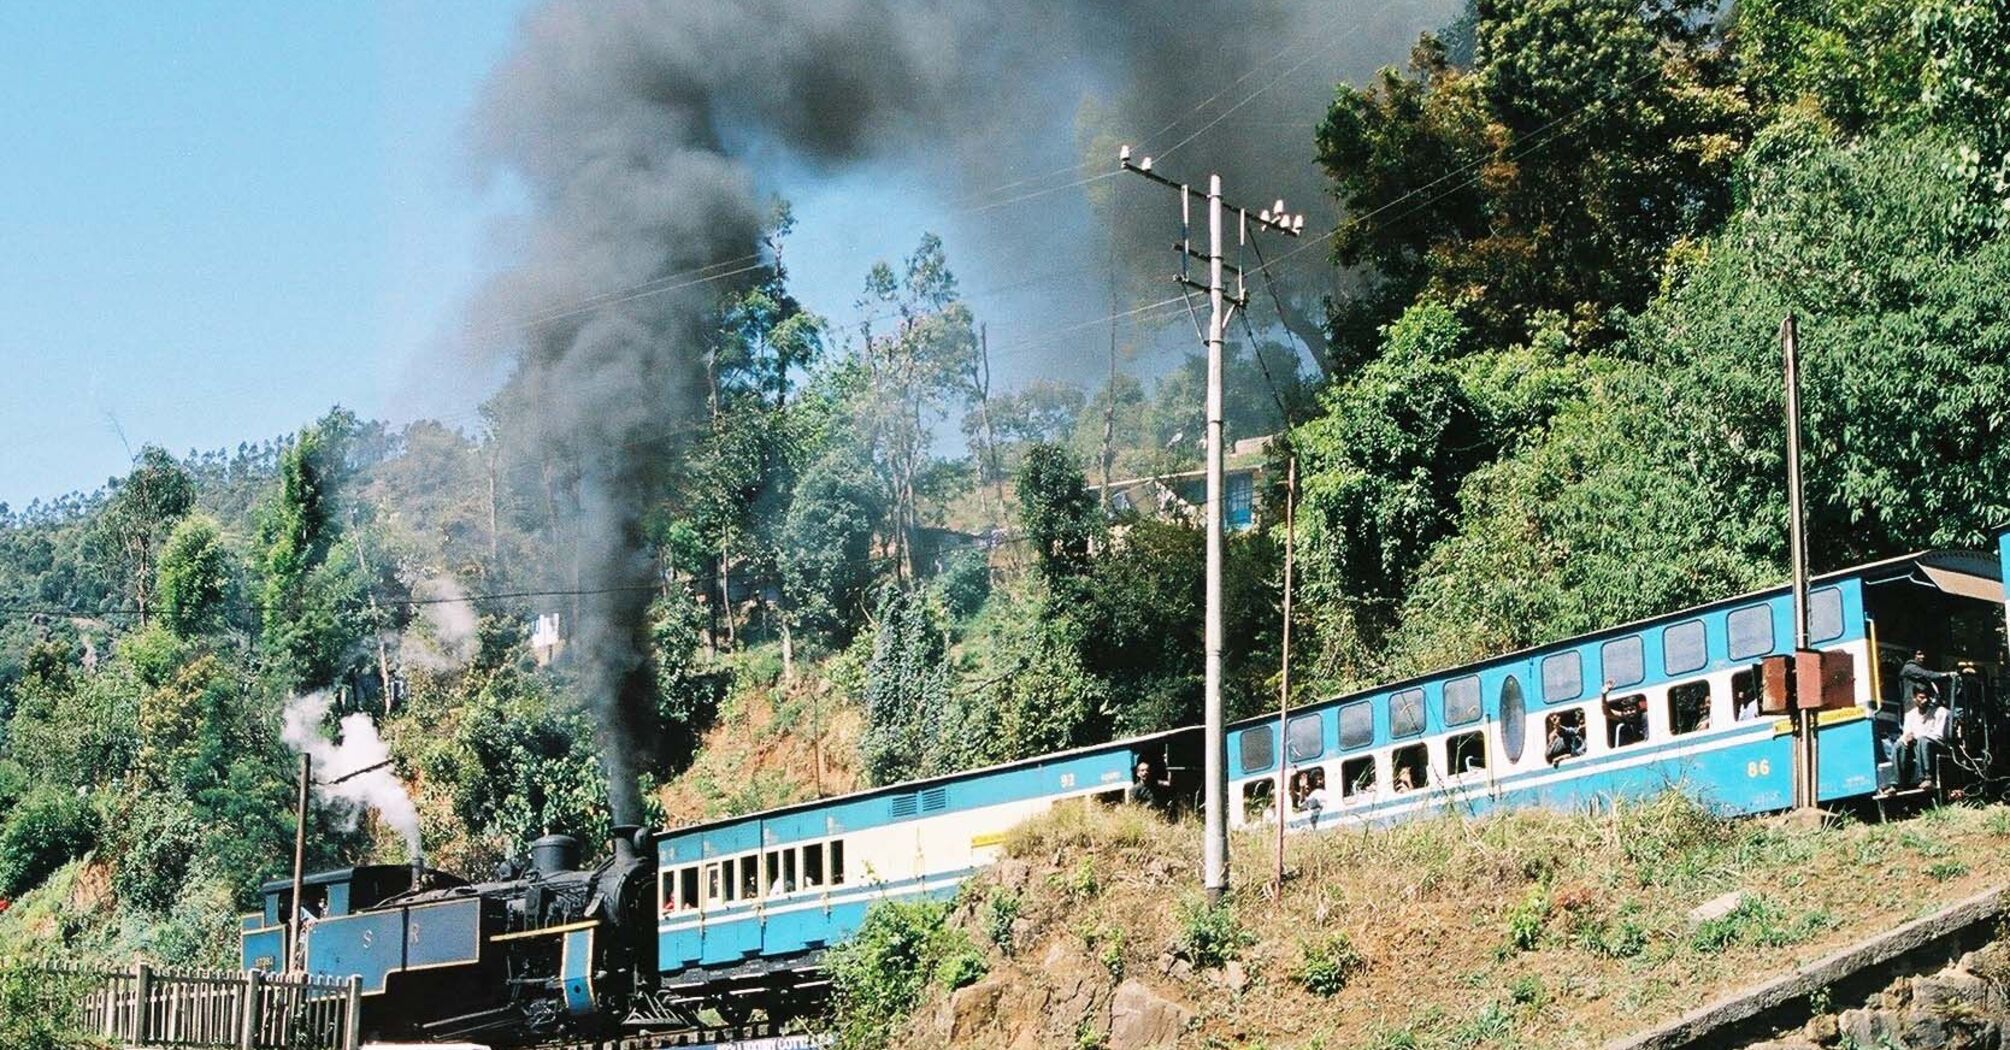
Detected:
left=241, top=827, right=657, bottom=1043
left=245, top=533, right=2010, bottom=1045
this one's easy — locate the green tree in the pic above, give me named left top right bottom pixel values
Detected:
left=1316, top=0, right=1746, bottom=361
left=1015, top=444, right=1100, bottom=586
left=0, top=786, right=97, bottom=897
left=859, top=587, right=951, bottom=786
left=781, top=451, right=882, bottom=642
left=86, top=446, right=195, bottom=624
left=155, top=513, right=230, bottom=638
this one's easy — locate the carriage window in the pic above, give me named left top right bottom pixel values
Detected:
left=1447, top=731, right=1486, bottom=775
left=1604, top=693, right=1648, bottom=748
left=802, top=844, right=824, bottom=889
left=1339, top=701, right=1375, bottom=750
left=740, top=856, right=760, bottom=899
left=828, top=840, right=846, bottom=885
left=1391, top=744, right=1429, bottom=791
left=716, top=863, right=733, bottom=903
left=1238, top=726, right=1276, bottom=774
left=1390, top=689, right=1426, bottom=738
left=1669, top=681, right=1711, bottom=735
left=1289, top=767, right=1328, bottom=812
left=1241, top=778, right=1276, bottom=822
left=1287, top=714, right=1324, bottom=761
left=1444, top=676, right=1481, bottom=726
left=680, top=867, right=699, bottom=910
left=1731, top=668, right=1762, bottom=721
left=765, top=851, right=781, bottom=896
left=1602, top=635, right=1645, bottom=689
left=1340, top=756, right=1376, bottom=798
left=1542, top=651, right=1583, bottom=702
left=1809, top=587, right=1844, bottom=643
left=782, top=850, right=797, bottom=895
left=1500, top=676, right=1527, bottom=763
left=1728, top=605, right=1775, bottom=660
left=1664, top=620, right=1707, bottom=676
left=661, top=870, right=677, bottom=913
left=1544, top=709, right=1588, bottom=764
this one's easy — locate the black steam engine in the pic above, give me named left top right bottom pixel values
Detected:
left=243, top=826, right=658, bottom=1044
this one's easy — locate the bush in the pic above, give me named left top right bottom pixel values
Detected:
left=1174, top=896, right=1253, bottom=970
left=0, top=965, right=107, bottom=1050
left=826, top=898, right=987, bottom=1050
left=984, top=887, right=1022, bottom=952
left=1503, top=886, right=1550, bottom=953
left=1292, top=932, right=1365, bottom=996
left=1689, top=895, right=1837, bottom=954
left=0, top=788, right=97, bottom=897
left=934, top=548, right=992, bottom=621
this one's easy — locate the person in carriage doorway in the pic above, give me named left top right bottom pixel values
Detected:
left=1888, top=687, right=1952, bottom=793
left=1127, top=758, right=1172, bottom=809
left=1902, top=650, right=1954, bottom=702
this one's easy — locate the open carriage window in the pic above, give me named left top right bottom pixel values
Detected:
left=1340, top=755, right=1376, bottom=798
left=1731, top=668, right=1762, bottom=722
left=1289, top=767, right=1329, bottom=813
left=1241, top=778, right=1276, bottom=823
left=802, top=844, right=825, bottom=889
left=1391, top=744, right=1429, bottom=792
left=1604, top=693, right=1648, bottom=748
left=1544, top=709, right=1588, bottom=765
left=1669, top=681, right=1711, bottom=735
left=1447, top=731, right=1486, bottom=775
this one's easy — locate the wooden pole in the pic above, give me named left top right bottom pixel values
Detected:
left=1782, top=314, right=1818, bottom=810
left=287, top=753, right=310, bottom=972
left=1274, top=457, right=1297, bottom=903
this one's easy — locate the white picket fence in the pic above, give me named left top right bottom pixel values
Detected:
left=47, top=963, right=362, bottom=1050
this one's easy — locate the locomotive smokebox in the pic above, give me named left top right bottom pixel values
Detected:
left=610, top=824, right=642, bottom=865
left=529, top=833, right=582, bottom=876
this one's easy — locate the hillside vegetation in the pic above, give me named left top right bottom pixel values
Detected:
left=839, top=798, right=2010, bottom=1049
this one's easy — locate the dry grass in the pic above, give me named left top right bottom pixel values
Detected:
left=899, top=796, right=2010, bottom=1049
left=655, top=663, right=864, bottom=825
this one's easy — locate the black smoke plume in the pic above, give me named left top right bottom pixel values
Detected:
left=469, top=0, right=1453, bottom=823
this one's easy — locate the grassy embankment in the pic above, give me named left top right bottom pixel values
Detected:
left=871, top=795, right=2010, bottom=1049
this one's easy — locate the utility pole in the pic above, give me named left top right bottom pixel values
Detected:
left=1781, top=315, right=1818, bottom=811
left=1119, top=146, right=1303, bottom=904
left=1274, top=457, right=1297, bottom=904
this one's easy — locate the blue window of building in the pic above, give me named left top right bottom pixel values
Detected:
left=1809, top=587, right=1844, bottom=643
left=1390, top=688, right=1426, bottom=737
left=1226, top=473, right=1254, bottom=529
left=1286, top=714, right=1324, bottom=761
left=1238, top=726, right=1275, bottom=774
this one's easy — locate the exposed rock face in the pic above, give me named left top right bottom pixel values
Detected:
left=1760, top=940, right=2010, bottom=1049
left=1109, top=979, right=1193, bottom=1050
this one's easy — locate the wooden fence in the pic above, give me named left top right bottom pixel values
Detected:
left=44, top=963, right=362, bottom=1050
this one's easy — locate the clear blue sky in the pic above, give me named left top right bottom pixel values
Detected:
left=0, top=2, right=1002, bottom=509
left=0, top=2, right=540, bottom=507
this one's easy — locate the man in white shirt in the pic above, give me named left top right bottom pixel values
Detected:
left=1895, top=688, right=1951, bottom=790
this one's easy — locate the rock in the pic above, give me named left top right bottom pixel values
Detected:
left=1899, top=1008, right=1951, bottom=1050
left=1688, top=890, right=1748, bottom=925
left=1802, top=1012, right=1839, bottom=1046
left=1839, top=1008, right=1896, bottom=1049
left=1221, top=959, right=1249, bottom=994
left=993, top=858, right=1032, bottom=893
left=937, top=976, right=1007, bottom=1043
left=1744, top=1041, right=1821, bottom=1050
left=1108, top=979, right=1192, bottom=1050
left=1913, top=970, right=1990, bottom=1014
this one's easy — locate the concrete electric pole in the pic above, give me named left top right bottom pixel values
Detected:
left=1118, top=146, right=1303, bottom=904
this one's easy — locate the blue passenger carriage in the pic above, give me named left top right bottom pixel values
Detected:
left=646, top=732, right=1200, bottom=1019
left=1226, top=547, right=2008, bottom=833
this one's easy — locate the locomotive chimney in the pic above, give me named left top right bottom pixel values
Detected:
left=529, top=833, right=582, bottom=876
left=610, top=824, right=641, bottom=866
